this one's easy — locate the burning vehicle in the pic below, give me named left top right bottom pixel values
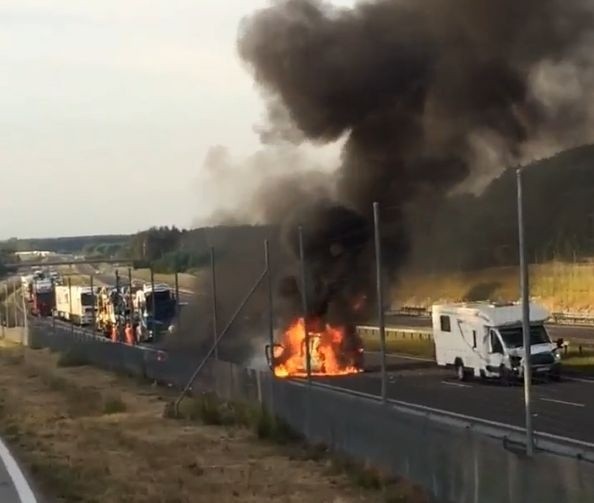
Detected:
left=266, top=317, right=364, bottom=377
left=260, top=204, right=371, bottom=378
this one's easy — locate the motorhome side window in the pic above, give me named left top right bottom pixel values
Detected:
left=490, top=329, right=503, bottom=354
left=440, top=315, right=451, bottom=332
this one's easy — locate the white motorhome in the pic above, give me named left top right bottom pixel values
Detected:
left=54, top=285, right=96, bottom=325
left=432, top=302, right=562, bottom=382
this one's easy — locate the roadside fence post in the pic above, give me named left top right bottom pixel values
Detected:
left=298, top=226, right=312, bottom=384
left=373, top=202, right=388, bottom=403
left=150, top=268, right=156, bottom=343
left=90, top=275, right=96, bottom=333
left=264, top=240, right=275, bottom=372
left=210, top=247, right=219, bottom=360
left=174, top=271, right=181, bottom=333
left=517, top=168, right=534, bottom=457
left=68, top=277, right=74, bottom=336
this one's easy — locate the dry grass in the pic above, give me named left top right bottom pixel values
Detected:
left=362, top=335, right=434, bottom=359
left=393, top=261, right=594, bottom=314
left=0, top=346, right=426, bottom=503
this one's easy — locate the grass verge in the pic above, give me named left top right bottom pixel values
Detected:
left=56, top=348, right=89, bottom=368
left=362, top=335, right=435, bottom=359
left=171, top=393, right=426, bottom=501
left=103, top=394, right=127, bottom=414
left=0, top=346, right=420, bottom=503
left=560, top=348, right=594, bottom=375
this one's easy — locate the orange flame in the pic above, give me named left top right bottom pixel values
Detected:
left=273, top=318, right=363, bottom=378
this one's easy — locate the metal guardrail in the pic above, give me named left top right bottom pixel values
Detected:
left=357, top=325, right=433, bottom=340
left=387, top=307, right=431, bottom=317
left=307, top=380, right=594, bottom=463
left=550, top=312, right=594, bottom=326
left=389, top=308, right=594, bottom=328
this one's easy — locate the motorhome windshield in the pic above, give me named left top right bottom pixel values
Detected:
left=81, top=293, right=95, bottom=307
left=499, top=325, right=550, bottom=348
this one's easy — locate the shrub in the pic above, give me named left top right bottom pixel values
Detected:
left=255, top=407, right=300, bottom=444
left=56, top=349, right=89, bottom=368
left=102, top=395, right=127, bottom=414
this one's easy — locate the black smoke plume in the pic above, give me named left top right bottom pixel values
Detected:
left=278, top=202, right=371, bottom=324
left=236, top=0, right=594, bottom=325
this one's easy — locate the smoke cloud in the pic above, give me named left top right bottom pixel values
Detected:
left=239, top=0, right=593, bottom=203
left=196, top=142, right=340, bottom=226
left=199, top=0, right=594, bottom=340
left=235, top=0, right=594, bottom=275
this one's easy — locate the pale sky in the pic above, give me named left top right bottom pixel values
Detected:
left=0, top=0, right=354, bottom=239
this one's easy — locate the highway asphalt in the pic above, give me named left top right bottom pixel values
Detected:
left=25, top=266, right=594, bottom=445
left=0, top=436, right=38, bottom=503
left=74, top=274, right=594, bottom=345
left=0, top=457, right=21, bottom=503
left=73, top=268, right=594, bottom=344
left=319, top=352, right=594, bottom=445
left=30, top=312, right=594, bottom=447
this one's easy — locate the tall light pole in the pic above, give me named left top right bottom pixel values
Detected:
left=373, top=202, right=388, bottom=403
left=298, top=226, right=312, bottom=383
left=210, top=247, right=219, bottom=360
left=264, top=240, right=275, bottom=373
left=517, top=168, right=534, bottom=457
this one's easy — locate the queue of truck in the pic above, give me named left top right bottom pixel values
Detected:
left=24, top=273, right=179, bottom=344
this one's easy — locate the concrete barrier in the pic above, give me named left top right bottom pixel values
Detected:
left=1, top=327, right=27, bottom=346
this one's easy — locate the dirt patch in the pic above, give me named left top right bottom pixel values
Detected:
left=0, top=345, right=425, bottom=503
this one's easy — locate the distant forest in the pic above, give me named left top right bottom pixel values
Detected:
left=406, top=144, right=594, bottom=271
left=4, top=144, right=594, bottom=274
left=1, top=235, right=129, bottom=255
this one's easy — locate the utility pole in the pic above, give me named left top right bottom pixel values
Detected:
left=12, top=281, right=18, bottom=327
left=517, top=168, right=534, bottom=457
left=3, top=283, right=8, bottom=330
left=115, top=269, right=121, bottom=339
left=90, top=275, right=96, bottom=332
left=373, top=202, right=388, bottom=403
left=150, top=268, right=156, bottom=342
left=68, top=277, right=74, bottom=335
left=174, top=271, right=181, bottom=333
left=298, top=226, right=312, bottom=382
left=264, top=240, right=275, bottom=373
left=128, top=267, right=134, bottom=329
left=210, top=247, right=219, bottom=360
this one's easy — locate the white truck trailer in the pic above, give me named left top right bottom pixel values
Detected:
left=432, top=302, right=562, bottom=382
left=54, top=285, right=96, bottom=325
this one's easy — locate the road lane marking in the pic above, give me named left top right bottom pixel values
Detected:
left=441, top=380, right=472, bottom=388
left=564, top=376, right=594, bottom=384
left=0, top=436, right=37, bottom=503
left=540, top=398, right=585, bottom=408
left=365, top=351, right=434, bottom=362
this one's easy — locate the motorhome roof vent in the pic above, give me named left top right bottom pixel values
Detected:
left=487, top=301, right=516, bottom=308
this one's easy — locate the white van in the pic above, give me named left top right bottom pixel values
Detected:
left=433, top=302, right=562, bottom=382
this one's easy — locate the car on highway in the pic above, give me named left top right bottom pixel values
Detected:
left=433, top=302, right=562, bottom=382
